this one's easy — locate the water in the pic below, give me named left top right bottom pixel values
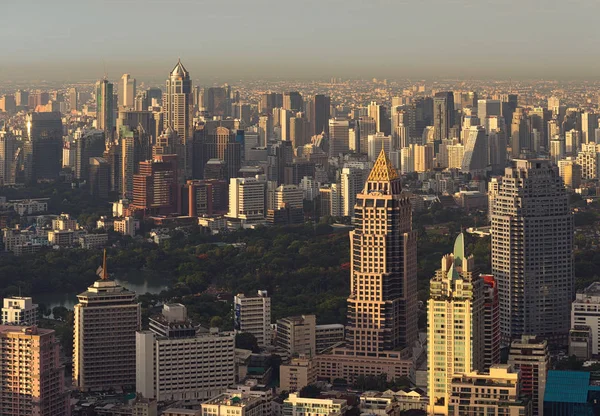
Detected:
left=34, top=279, right=170, bottom=313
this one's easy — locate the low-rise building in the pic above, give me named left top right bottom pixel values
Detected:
left=572, top=282, right=600, bottom=355
left=315, top=324, right=344, bottom=353
left=280, top=355, right=317, bottom=393
left=79, top=233, right=108, bottom=249
left=283, top=393, right=347, bottom=416
left=569, top=325, right=593, bottom=361
left=12, top=198, right=49, bottom=215
left=114, top=216, right=137, bottom=237
left=201, top=393, right=266, bottom=416
left=276, top=315, right=316, bottom=359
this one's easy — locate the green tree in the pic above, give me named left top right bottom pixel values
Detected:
left=299, top=384, right=322, bottom=398
left=235, top=332, right=260, bottom=353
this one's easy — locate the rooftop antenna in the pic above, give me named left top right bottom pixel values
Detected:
left=101, top=249, right=108, bottom=280
left=103, top=59, right=107, bottom=81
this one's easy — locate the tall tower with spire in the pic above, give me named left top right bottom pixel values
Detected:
left=427, top=233, right=485, bottom=415
left=316, top=149, right=418, bottom=382
left=163, top=59, right=193, bottom=178
left=73, top=253, right=141, bottom=392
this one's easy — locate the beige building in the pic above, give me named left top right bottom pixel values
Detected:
left=283, top=393, right=347, bottom=416
left=317, top=150, right=417, bottom=382
left=558, top=157, right=582, bottom=189
left=114, top=216, right=137, bottom=237
left=276, top=315, right=316, bottom=358
left=164, top=409, right=201, bottom=416
left=74, top=255, right=141, bottom=391
left=202, top=393, right=266, bottom=416
left=280, top=355, right=317, bottom=392
left=137, top=304, right=235, bottom=402
left=428, top=233, right=485, bottom=415
left=0, top=325, right=71, bottom=416
left=448, top=365, right=532, bottom=416
left=315, top=324, right=344, bottom=353
left=413, top=143, right=434, bottom=172
left=2, top=296, right=38, bottom=325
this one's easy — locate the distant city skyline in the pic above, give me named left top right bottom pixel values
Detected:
left=2, top=0, right=600, bottom=81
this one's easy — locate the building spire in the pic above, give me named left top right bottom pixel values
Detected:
left=367, top=148, right=399, bottom=182
left=97, top=249, right=109, bottom=280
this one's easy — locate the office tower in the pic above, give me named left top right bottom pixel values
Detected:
left=310, top=94, right=331, bottom=136
left=433, top=91, right=455, bottom=145
left=488, top=131, right=507, bottom=174
left=368, top=101, right=389, bottom=134
left=120, top=74, right=136, bottom=108
left=26, top=111, right=63, bottom=181
left=234, top=291, right=271, bottom=348
left=283, top=91, right=303, bottom=112
left=477, top=99, right=501, bottom=126
left=181, top=179, right=228, bottom=216
left=203, top=86, right=228, bottom=116
left=558, top=158, right=582, bottom=189
left=163, top=59, right=193, bottom=178
left=340, top=166, right=368, bottom=217
left=284, top=394, right=347, bottom=416
left=565, top=129, right=581, bottom=155
left=482, top=275, right=500, bottom=371
left=259, top=92, right=283, bottom=114
left=96, top=78, right=114, bottom=139
left=267, top=140, right=293, bottom=185
left=582, top=112, right=598, bottom=144
left=275, top=315, right=316, bottom=359
left=358, top=117, right=376, bottom=153
left=400, top=146, right=414, bottom=174
left=132, top=155, right=179, bottom=215
left=258, top=114, right=272, bottom=147
left=290, top=114, right=309, bottom=148
left=280, top=108, right=293, bottom=141
left=317, top=151, right=418, bottom=381
left=204, top=159, right=227, bottom=180
left=571, top=282, right=600, bottom=356
left=0, top=95, right=16, bottom=113
left=461, top=126, right=488, bottom=174
left=529, top=107, right=548, bottom=151
left=508, top=335, right=549, bottom=416
left=550, top=137, right=565, bottom=165
left=319, top=184, right=342, bottom=218
left=448, top=365, right=532, bottom=416
left=15, top=89, right=28, bottom=108
left=491, top=160, right=573, bottom=344
left=428, top=233, right=484, bottom=415
left=576, top=143, right=600, bottom=179
left=329, top=119, right=350, bottom=157
left=1, top=296, right=38, bottom=325
left=120, top=128, right=136, bottom=198
left=0, top=131, right=17, bottom=185
left=548, top=119, right=560, bottom=140
left=227, top=176, right=266, bottom=224
left=137, top=304, right=235, bottom=402
left=104, top=141, right=122, bottom=194
left=69, top=87, right=78, bottom=111
left=74, top=129, right=105, bottom=181
left=446, top=143, right=465, bottom=169
left=74, top=255, right=141, bottom=391
left=413, top=143, right=434, bottom=172
left=510, top=108, right=530, bottom=158
left=367, top=132, right=392, bottom=161
left=0, top=325, right=71, bottom=416
left=89, top=157, right=110, bottom=199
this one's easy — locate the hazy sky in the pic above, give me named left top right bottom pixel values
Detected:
left=1, top=0, right=599, bottom=82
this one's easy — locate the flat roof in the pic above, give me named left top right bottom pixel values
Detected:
left=544, top=371, right=590, bottom=404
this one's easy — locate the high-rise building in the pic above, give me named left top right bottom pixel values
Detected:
left=181, top=179, right=228, bottom=216
left=74, top=254, right=141, bottom=391
left=234, top=290, right=271, bottom=348
left=0, top=325, right=71, bottom=416
left=283, top=394, right=347, bottom=416
left=582, top=112, right=598, bottom=144
left=571, top=282, right=600, bottom=356
left=283, top=91, right=303, bottom=112
left=367, top=132, right=392, bottom=162
left=413, top=143, right=434, bottom=172
left=96, top=78, right=114, bottom=139
left=565, top=129, right=581, bottom=155
left=15, top=89, right=29, bottom=108
left=461, top=126, right=488, bottom=174
left=227, top=176, right=266, bottom=224
left=558, top=157, right=582, bottom=189
left=510, top=108, right=530, bottom=158
left=316, top=150, right=418, bottom=382
left=276, top=314, right=316, bottom=359
left=433, top=92, right=455, bottom=146
left=576, top=143, right=600, bottom=179
left=89, top=157, right=110, bottom=199
left=508, top=335, right=549, bottom=416
left=0, top=130, right=17, bottom=185
left=340, top=166, right=369, bottom=217
left=1, top=296, right=38, bottom=325
left=492, top=160, right=573, bottom=344
left=368, top=101, right=389, bottom=134
left=280, top=356, right=317, bottom=393
left=75, top=129, right=105, bottom=181
left=310, top=95, right=331, bottom=136
left=120, top=74, right=136, bottom=108
left=428, top=233, right=485, bottom=415
left=482, top=275, right=500, bottom=371
left=163, top=59, right=193, bottom=178
left=69, top=87, right=78, bottom=112
left=26, top=111, right=63, bottom=182
left=329, top=119, right=350, bottom=157
left=132, top=154, right=179, bottom=215
left=137, top=304, right=235, bottom=402
left=477, top=99, right=501, bottom=123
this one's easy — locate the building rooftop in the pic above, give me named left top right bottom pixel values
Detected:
left=577, top=282, right=600, bottom=298
left=204, top=393, right=260, bottom=407
left=544, top=371, right=595, bottom=404
left=0, top=325, right=53, bottom=336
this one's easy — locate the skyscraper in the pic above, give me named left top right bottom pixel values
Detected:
left=317, top=150, right=418, bottom=381
left=163, top=59, right=193, bottom=178
left=328, top=119, right=350, bottom=157
left=69, top=87, right=78, bottom=112
left=433, top=92, right=455, bottom=146
left=283, top=91, right=303, bottom=112
left=120, top=74, right=136, bottom=108
left=234, top=291, right=271, bottom=348
left=96, top=78, right=114, bottom=139
left=491, top=160, right=574, bottom=344
left=74, top=254, right=141, bottom=391
left=461, top=126, right=488, bottom=174
left=0, top=130, right=17, bottom=185
left=427, top=233, right=485, bottom=415
left=0, top=325, right=71, bottom=416
left=132, top=154, right=180, bottom=215
left=26, top=111, right=63, bottom=182
left=311, top=94, right=331, bottom=136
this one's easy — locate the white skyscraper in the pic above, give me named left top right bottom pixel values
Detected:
left=234, top=291, right=271, bottom=347
left=367, top=132, right=392, bottom=162
left=227, top=176, right=267, bottom=223
left=341, top=166, right=368, bottom=217
left=120, top=73, right=136, bottom=108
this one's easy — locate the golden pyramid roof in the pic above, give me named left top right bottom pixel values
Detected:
left=367, top=148, right=399, bottom=182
